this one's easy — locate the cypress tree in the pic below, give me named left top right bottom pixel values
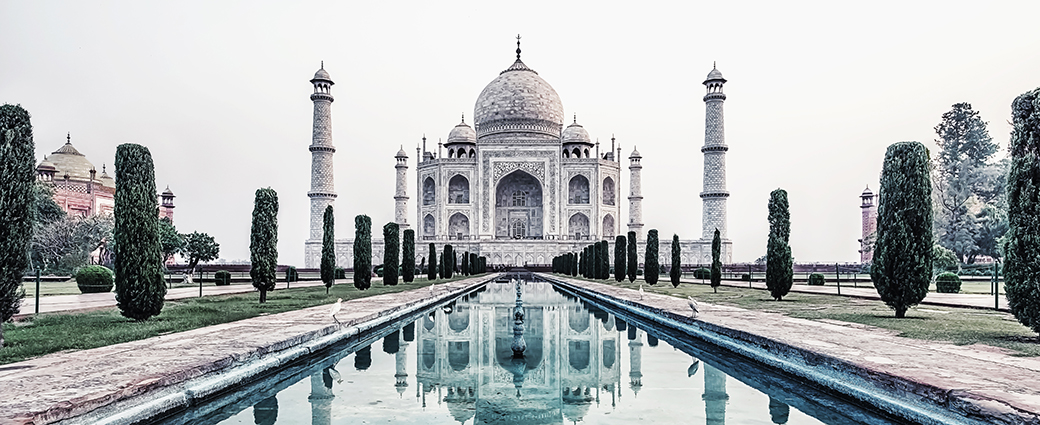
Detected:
left=711, top=228, right=722, bottom=293
left=402, top=229, right=415, bottom=283
left=615, top=236, right=626, bottom=282
left=1005, top=87, right=1040, bottom=334
left=578, top=249, right=585, bottom=277
left=590, top=244, right=598, bottom=279
left=766, top=189, right=793, bottom=301
left=627, top=231, right=638, bottom=282
left=645, top=230, right=660, bottom=285
left=113, top=144, right=167, bottom=318
left=570, top=252, right=577, bottom=277
left=353, top=215, right=372, bottom=290
left=0, top=105, right=34, bottom=343
left=871, top=142, right=933, bottom=318
left=383, top=222, right=399, bottom=285
left=443, top=244, right=454, bottom=278
left=249, top=187, right=279, bottom=303
left=471, top=253, right=478, bottom=275
left=600, top=241, right=610, bottom=279
left=670, top=234, right=681, bottom=287
left=428, top=243, right=437, bottom=281
left=462, top=251, right=469, bottom=275
left=320, top=205, right=335, bottom=293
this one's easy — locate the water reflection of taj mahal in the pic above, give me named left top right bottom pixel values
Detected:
left=415, top=281, right=636, bottom=424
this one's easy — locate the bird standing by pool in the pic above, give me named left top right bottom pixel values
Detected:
left=639, top=284, right=644, bottom=300
left=687, top=296, right=699, bottom=318
left=329, top=298, right=342, bottom=324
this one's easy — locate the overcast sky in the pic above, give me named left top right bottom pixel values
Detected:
left=3, top=1, right=1037, bottom=266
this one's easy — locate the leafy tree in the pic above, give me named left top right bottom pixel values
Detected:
left=974, top=204, right=1008, bottom=261
left=1004, top=87, right=1040, bottom=335
left=443, top=244, right=454, bottom=279
left=383, top=222, right=399, bottom=285
left=31, top=214, right=113, bottom=275
left=932, top=103, right=1003, bottom=263
left=932, top=244, right=958, bottom=275
left=427, top=243, right=437, bottom=281
left=113, top=143, right=166, bottom=319
left=180, top=231, right=220, bottom=274
left=250, top=188, right=279, bottom=303
left=766, top=189, right=793, bottom=300
left=321, top=206, right=335, bottom=292
left=600, top=241, right=610, bottom=279
left=871, top=142, right=933, bottom=318
left=158, top=217, right=183, bottom=264
left=670, top=234, right=681, bottom=287
left=353, top=215, right=372, bottom=290
left=462, top=251, right=469, bottom=275
left=711, top=228, right=722, bottom=292
left=627, top=231, right=637, bottom=282
left=645, top=230, right=659, bottom=285
left=614, top=235, right=626, bottom=282
left=32, top=181, right=65, bottom=227
left=0, top=104, right=34, bottom=345
left=402, top=229, right=415, bottom=282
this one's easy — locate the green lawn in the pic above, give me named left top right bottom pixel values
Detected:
left=557, top=274, right=1039, bottom=356
left=22, top=277, right=217, bottom=297
left=1, top=274, right=479, bottom=365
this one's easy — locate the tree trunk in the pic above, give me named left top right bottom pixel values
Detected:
left=1, top=325, right=4, bottom=349
left=896, top=308, right=906, bottom=318
left=260, top=289, right=267, bottom=303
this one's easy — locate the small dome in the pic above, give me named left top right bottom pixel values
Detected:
left=706, top=67, right=724, bottom=80
left=446, top=117, right=476, bottom=145
left=629, top=146, right=641, bottom=158
left=396, top=145, right=408, bottom=157
left=562, top=120, right=591, bottom=145
left=311, top=66, right=333, bottom=83
left=473, top=58, right=564, bottom=139
left=861, top=186, right=873, bottom=197
left=161, top=186, right=175, bottom=197
left=37, top=158, right=56, bottom=172
left=48, top=138, right=97, bottom=182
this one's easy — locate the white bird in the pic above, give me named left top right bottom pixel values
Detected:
left=687, top=296, right=700, bottom=317
left=328, top=366, right=343, bottom=384
left=429, top=282, right=436, bottom=293
left=329, top=298, right=342, bottom=324
left=687, top=359, right=701, bottom=377
left=639, top=284, right=644, bottom=300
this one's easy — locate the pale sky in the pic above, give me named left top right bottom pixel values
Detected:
left=3, top=1, right=1037, bottom=266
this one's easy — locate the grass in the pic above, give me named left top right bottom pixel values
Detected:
left=22, top=277, right=216, bottom=297
left=1, top=274, right=479, bottom=365
left=556, top=274, right=1039, bottom=357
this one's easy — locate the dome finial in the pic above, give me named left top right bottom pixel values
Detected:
left=713, top=61, right=716, bottom=69
left=516, top=34, right=522, bottom=60
left=66, top=132, right=71, bottom=144
left=461, top=113, right=465, bottom=124
left=321, top=60, right=324, bottom=69
left=573, top=113, right=577, bottom=124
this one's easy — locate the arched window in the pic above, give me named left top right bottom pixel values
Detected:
left=511, top=219, right=527, bottom=238
left=602, top=214, right=615, bottom=238
left=572, top=148, right=581, bottom=158
left=423, top=214, right=435, bottom=238
left=512, top=190, right=528, bottom=207
left=583, top=148, right=590, bottom=158
left=449, top=212, right=469, bottom=238
left=569, top=213, right=589, bottom=239
left=602, top=177, right=615, bottom=206
left=422, top=177, right=435, bottom=206
left=469, top=149, right=476, bottom=158
left=569, top=175, right=590, bottom=204
left=448, top=175, right=469, bottom=204
left=563, top=150, right=570, bottom=158
left=448, top=148, right=455, bottom=158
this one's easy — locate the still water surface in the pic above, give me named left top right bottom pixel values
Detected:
left=160, top=281, right=899, bottom=424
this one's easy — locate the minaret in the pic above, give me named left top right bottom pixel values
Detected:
left=395, top=331, right=409, bottom=397
left=395, top=146, right=410, bottom=230
left=309, top=369, right=335, bottom=425
left=859, top=186, right=877, bottom=263
left=628, top=147, right=644, bottom=241
left=701, top=64, right=729, bottom=241
left=308, top=63, right=336, bottom=242
left=628, top=328, right=643, bottom=395
left=703, top=363, right=729, bottom=425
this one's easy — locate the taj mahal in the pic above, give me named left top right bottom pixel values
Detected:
left=304, top=40, right=733, bottom=269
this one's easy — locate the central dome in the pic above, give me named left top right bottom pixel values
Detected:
left=473, top=58, right=564, bottom=139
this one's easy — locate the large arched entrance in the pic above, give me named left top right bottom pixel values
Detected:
left=495, top=170, right=543, bottom=239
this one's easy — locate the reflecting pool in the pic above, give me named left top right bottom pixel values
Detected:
left=157, top=281, right=902, bottom=424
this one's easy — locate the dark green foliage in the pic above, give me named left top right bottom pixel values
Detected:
left=321, top=206, right=336, bottom=290
left=428, top=243, right=437, bottom=281
left=158, top=217, right=183, bottom=264
left=694, top=268, right=710, bottom=280
left=214, top=270, right=231, bottom=286
left=766, top=189, right=793, bottom=301
left=1003, top=87, right=1040, bottom=334
left=383, top=222, right=400, bottom=285
left=443, top=245, right=454, bottom=279
left=32, top=181, right=65, bottom=227
left=113, top=144, right=166, bottom=320
left=599, top=241, right=609, bottom=279
left=578, top=249, right=585, bottom=277
left=0, top=105, right=33, bottom=332
left=808, top=273, right=825, bottom=286
left=180, top=231, right=220, bottom=273
left=935, top=272, right=962, bottom=293
left=402, top=229, right=415, bottom=283
left=249, top=188, right=279, bottom=303
left=285, top=266, right=298, bottom=283
left=591, top=244, right=599, bottom=279
left=353, top=215, right=372, bottom=290
left=76, top=265, right=114, bottom=293
left=670, top=234, right=681, bottom=287
left=627, top=231, right=637, bottom=282
left=645, top=230, right=659, bottom=285
left=711, top=228, right=722, bottom=292
left=871, top=142, right=933, bottom=318
left=334, top=267, right=346, bottom=280
left=615, top=235, right=626, bottom=282
left=470, top=253, right=478, bottom=275
left=462, top=251, right=469, bottom=276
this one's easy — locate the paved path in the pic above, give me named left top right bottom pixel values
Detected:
left=550, top=275, right=1040, bottom=425
left=684, top=278, right=1009, bottom=311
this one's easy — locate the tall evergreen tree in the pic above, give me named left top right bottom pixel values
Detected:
left=250, top=187, right=279, bottom=303
left=615, top=235, right=626, bottom=282
left=591, top=244, right=599, bottom=279
left=600, top=241, right=610, bottom=279
left=428, top=243, right=437, bottom=281
left=353, top=215, right=372, bottom=290
left=443, top=244, right=454, bottom=279
left=627, top=231, right=638, bottom=282
left=113, top=143, right=167, bottom=318
left=711, top=228, right=722, bottom=293
left=383, top=222, right=399, bottom=286
left=462, top=251, right=469, bottom=275
left=871, top=142, right=933, bottom=318
left=0, top=105, right=34, bottom=344
left=1003, top=88, right=1040, bottom=334
left=670, top=234, right=681, bottom=287
left=402, top=229, right=415, bottom=283
left=766, top=189, right=793, bottom=301
left=320, top=205, right=335, bottom=293
left=570, top=252, right=578, bottom=277
left=645, top=230, right=659, bottom=285
left=578, top=249, right=585, bottom=278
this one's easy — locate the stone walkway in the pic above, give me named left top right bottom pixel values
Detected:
left=549, top=274, right=1040, bottom=425
left=0, top=276, right=487, bottom=425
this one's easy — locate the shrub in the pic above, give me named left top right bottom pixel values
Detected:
left=808, top=273, right=825, bottom=286
left=693, top=267, right=711, bottom=280
left=935, top=272, right=962, bottom=293
left=214, top=270, right=232, bottom=286
left=334, top=267, right=346, bottom=280
left=285, top=266, right=298, bottom=283
left=741, top=274, right=751, bottom=281
left=76, top=265, right=114, bottom=293
left=374, top=264, right=384, bottom=277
